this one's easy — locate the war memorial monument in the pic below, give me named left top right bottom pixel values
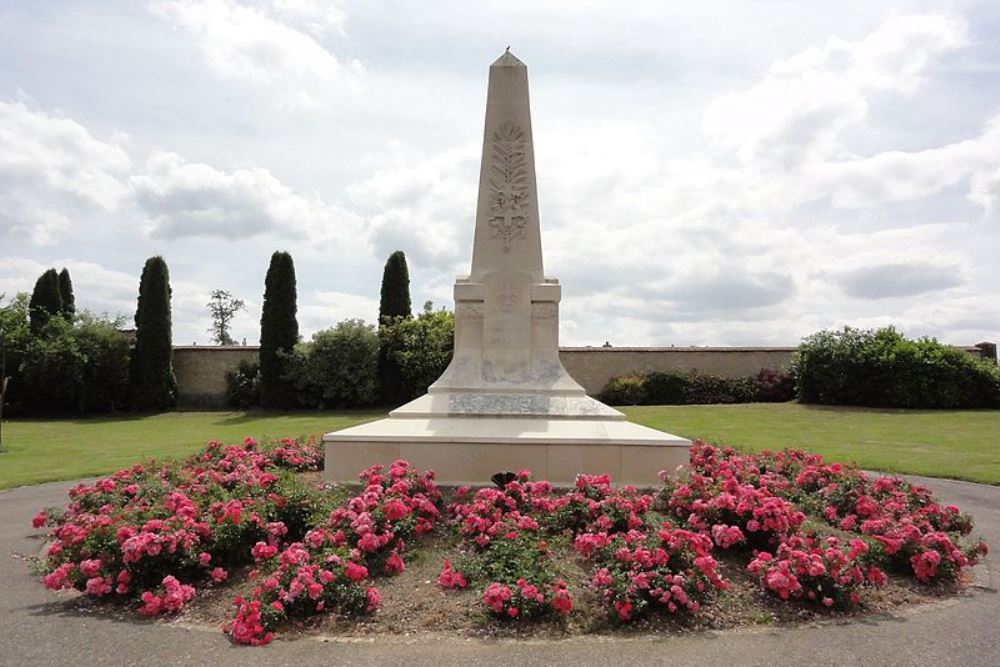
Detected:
left=324, top=50, right=689, bottom=485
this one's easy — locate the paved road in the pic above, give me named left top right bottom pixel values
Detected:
left=1, top=475, right=996, bottom=667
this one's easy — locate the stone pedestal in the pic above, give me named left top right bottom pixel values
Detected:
left=324, top=50, right=690, bottom=486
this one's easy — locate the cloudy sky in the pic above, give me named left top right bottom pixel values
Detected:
left=1, top=1, right=998, bottom=347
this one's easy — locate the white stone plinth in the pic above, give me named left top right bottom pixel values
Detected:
left=323, top=417, right=689, bottom=487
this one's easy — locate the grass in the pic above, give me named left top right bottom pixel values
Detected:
left=0, top=403, right=997, bottom=490
left=0, top=409, right=383, bottom=490
left=623, top=403, right=1000, bottom=485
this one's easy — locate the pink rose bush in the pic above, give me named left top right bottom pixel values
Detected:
left=444, top=472, right=574, bottom=620
left=32, top=435, right=986, bottom=643
left=747, top=535, right=887, bottom=607
left=443, top=471, right=728, bottom=622
left=226, top=459, right=442, bottom=645
left=668, top=441, right=986, bottom=593
left=34, top=437, right=324, bottom=617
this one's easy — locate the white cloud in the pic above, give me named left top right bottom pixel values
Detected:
left=0, top=257, right=136, bottom=319
left=149, top=0, right=360, bottom=109
left=0, top=100, right=130, bottom=244
left=348, top=142, right=479, bottom=271
left=702, top=15, right=967, bottom=165
left=271, top=0, right=346, bottom=36
left=131, top=150, right=363, bottom=241
left=299, top=290, right=378, bottom=334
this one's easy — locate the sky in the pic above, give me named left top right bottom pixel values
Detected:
left=1, top=0, right=998, bottom=347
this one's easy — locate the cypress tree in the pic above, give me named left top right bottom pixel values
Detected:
left=379, top=251, right=412, bottom=323
left=259, top=251, right=299, bottom=409
left=377, top=251, right=412, bottom=405
left=130, top=256, right=176, bottom=410
left=28, top=269, right=63, bottom=335
left=58, top=268, right=75, bottom=318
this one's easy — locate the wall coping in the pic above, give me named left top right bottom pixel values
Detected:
left=559, top=346, right=798, bottom=353
left=172, top=344, right=987, bottom=353
left=174, top=345, right=261, bottom=351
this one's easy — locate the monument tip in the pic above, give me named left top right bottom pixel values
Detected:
left=491, top=48, right=524, bottom=67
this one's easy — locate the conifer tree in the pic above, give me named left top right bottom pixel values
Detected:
left=377, top=251, right=412, bottom=405
left=28, top=269, right=62, bottom=335
left=130, top=256, right=176, bottom=410
left=379, top=251, right=412, bottom=322
left=259, top=251, right=299, bottom=408
left=58, top=267, right=75, bottom=318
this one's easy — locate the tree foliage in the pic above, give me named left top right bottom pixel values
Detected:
left=29, top=269, right=63, bottom=335
left=379, top=251, right=412, bottom=322
left=18, top=314, right=131, bottom=414
left=379, top=302, right=454, bottom=402
left=285, top=319, right=380, bottom=409
left=207, top=289, right=245, bottom=346
left=131, top=256, right=177, bottom=410
left=58, top=267, right=76, bottom=318
left=259, top=252, right=299, bottom=408
left=378, top=251, right=413, bottom=405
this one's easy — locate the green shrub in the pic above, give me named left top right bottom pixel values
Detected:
left=287, top=319, right=380, bottom=408
left=0, top=293, right=31, bottom=415
left=793, top=326, right=1000, bottom=409
left=683, top=372, right=738, bottom=404
left=379, top=302, right=454, bottom=402
left=643, top=370, right=688, bottom=404
left=226, top=358, right=261, bottom=408
left=19, top=314, right=131, bottom=414
left=600, top=367, right=795, bottom=406
left=755, top=368, right=796, bottom=402
left=600, top=375, right=648, bottom=405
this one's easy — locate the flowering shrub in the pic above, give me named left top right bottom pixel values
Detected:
left=444, top=474, right=573, bottom=620
left=32, top=435, right=986, bottom=641
left=581, top=526, right=729, bottom=621
left=225, top=459, right=442, bottom=644
left=35, top=437, right=326, bottom=617
left=444, top=471, right=730, bottom=622
left=667, top=441, right=986, bottom=586
left=661, top=472, right=806, bottom=549
left=747, top=534, right=887, bottom=608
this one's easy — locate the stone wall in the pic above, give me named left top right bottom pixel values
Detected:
left=173, top=343, right=995, bottom=406
left=174, top=346, right=259, bottom=407
left=558, top=347, right=797, bottom=395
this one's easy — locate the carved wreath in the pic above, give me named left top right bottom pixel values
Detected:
left=488, top=122, right=529, bottom=252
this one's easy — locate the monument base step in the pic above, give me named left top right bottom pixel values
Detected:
left=322, top=417, right=690, bottom=486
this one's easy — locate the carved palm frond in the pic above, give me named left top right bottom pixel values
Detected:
left=488, top=123, right=530, bottom=251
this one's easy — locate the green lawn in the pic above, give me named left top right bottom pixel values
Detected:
left=0, top=403, right=997, bottom=490
left=623, top=403, right=1000, bottom=485
left=0, top=410, right=383, bottom=490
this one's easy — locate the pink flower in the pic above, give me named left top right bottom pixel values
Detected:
left=384, top=551, right=405, bottom=575
left=31, top=511, right=47, bottom=529
left=79, top=559, right=102, bottom=578
left=210, top=567, right=228, bottom=583
left=85, top=576, right=112, bottom=596
left=437, top=560, right=468, bottom=589
left=365, top=586, right=381, bottom=612
left=344, top=561, right=368, bottom=583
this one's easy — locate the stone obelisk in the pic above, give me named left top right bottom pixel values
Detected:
left=324, top=50, right=689, bottom=485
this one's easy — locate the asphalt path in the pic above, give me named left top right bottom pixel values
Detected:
left=1, top=475, right=996, bottom=667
